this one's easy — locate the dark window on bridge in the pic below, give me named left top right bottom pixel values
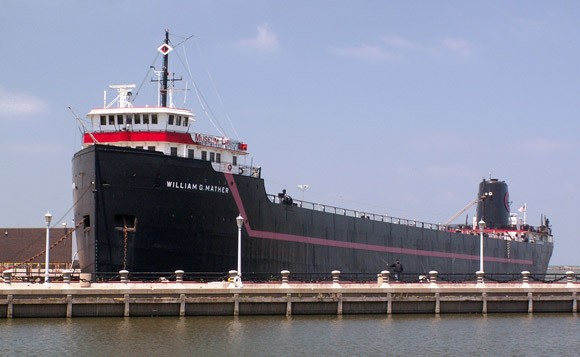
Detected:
left=117, top=115, right=124, bottom=125
left=188, top=149, right=194, bottom=158
left=148, top=146, right=156, bottom=151
left=210, top=152, right=215, bottom=162
left=108, top=115, right=115, bottom=125
left=143, top=114, right=149, bottom=124
left=170, top=147, right=178, bottom=156
left=100, top=116, right=106, bottom=125
left=134, top=114, right=141, bottom=124
left=201, top=151, right=207, bottom=161
left=216, top=153, right=221, bottom=163
left=233, top=156, right=237, bottom=166
left=152, top=114, right=158, bottom=124
left=168, top=115, right=174, bottom=125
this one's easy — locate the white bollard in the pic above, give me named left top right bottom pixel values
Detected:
left=175, top=270, right=184, bottom=283
left=228, top=270, right=240, bottom=288
left=379, top=270, right=390, bottom=288
left=119, top=270, right=129, bottom=284
left=281, top=270, right=290, bottom=288
left=566, top=271, right=576, bottom=287
left=331, top=270, right=341, bottom=288
left=429, top=271, right=438, bottom=287
left=521, top=271, right=530, bottom=287
left=3, top=271, right=11, bottom=285
left=476, top=271, right=485, bottom=286
left=62, top=269, right=72, bottom=285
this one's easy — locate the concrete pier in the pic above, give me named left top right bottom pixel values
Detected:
left=1, top=270, right=578, bottom=318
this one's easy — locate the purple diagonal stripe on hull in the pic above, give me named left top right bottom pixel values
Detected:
left=224, top=173, right=532, bottom=265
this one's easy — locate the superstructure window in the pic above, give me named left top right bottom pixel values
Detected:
left=134, top=114, right=141, bottom=124
left=210, top=152, right=215, bottom=162
left=152, top=114, right=158, bottom=124
left=170, top=147, right=178, bottom=156
left=168, top=115, right=174, bottom=125
left=188, top=149, right=194, bottom=158
left=136, top=146, right=143, bottom=149
left=108, top=115, right=115, bottom=125
left=143, top=114, right=150, bottom=124
left=216, top=153, right=221, bottom=163
left=83, top=215, right=91, bottom=228
left=201, top=151, right=207, bottom=161
left=148, top=146, right=156, bottom=151
left=233, top=156, right=237, bottom=166
left=183, top=117, right=189, bottom=126
left=100, top=115, right=106, bottom=125
left=126, top=114, right=133, bottom=124
left=176, top=116, right=182, bottom=126
left=117, top=115, right=124, bottom=125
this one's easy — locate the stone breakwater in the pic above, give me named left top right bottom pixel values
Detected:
left=1, top=270, right=579, bottom=318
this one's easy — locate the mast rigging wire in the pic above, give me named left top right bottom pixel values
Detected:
left=172, top=40, right=229, bottom=138
left=131, top=31, right=237, bottom=140
left=131, top=52, right=160, bottom=103
left=193, top=36, right=241, bottom=141
left=166, top=31, right=240, bottom=139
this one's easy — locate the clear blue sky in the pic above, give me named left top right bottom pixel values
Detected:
left=1, top=2, right=578, bottom=265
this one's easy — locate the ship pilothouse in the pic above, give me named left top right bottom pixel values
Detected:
left=81, top=33, right=259, bottom=178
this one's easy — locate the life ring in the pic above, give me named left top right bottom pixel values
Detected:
left=239, top=167, right=244, bottom=175
left=227, top=164, right=232, bottom=171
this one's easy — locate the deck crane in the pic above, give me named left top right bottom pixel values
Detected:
left=442, top=197, right=480, bottom=226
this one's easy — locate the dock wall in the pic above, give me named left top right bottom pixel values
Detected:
left=1, top=271, right=579, bottom=318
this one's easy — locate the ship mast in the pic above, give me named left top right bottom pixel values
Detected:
left=156, top=30, right=181, bottom=108
left=161, top=30, right=170, bottom=108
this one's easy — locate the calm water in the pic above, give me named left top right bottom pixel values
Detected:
left=1, top=314, right=578, bottom=356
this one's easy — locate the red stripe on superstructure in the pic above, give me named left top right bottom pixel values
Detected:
left=83, top=131, right=194, bottom=144
left=223, top=173, right=533, bottom=265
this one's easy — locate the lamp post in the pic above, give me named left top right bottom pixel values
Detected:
left=478, top=219, right=485, bottom=273
left=297, top=184, right=309, bottom=201
left=236, top=214, right=244, bottom=284
left=44, top=212, right=52, bottom=287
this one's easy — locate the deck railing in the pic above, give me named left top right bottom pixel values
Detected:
left=266, top=194, right=444, bottom=231
left=266, top=194, right=554, bottom=244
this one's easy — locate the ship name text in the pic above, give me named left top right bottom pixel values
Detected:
left=194, top=133, right=231, bottom=146
left=166, top=181, right=230, bottom=194
left=193, top=133, right=241, bottom=151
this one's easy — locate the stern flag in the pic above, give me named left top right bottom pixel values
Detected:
left=518, top=204, right=527, bottom=213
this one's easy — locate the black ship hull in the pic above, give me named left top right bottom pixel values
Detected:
left=72, top=145, right=553, bottom=277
